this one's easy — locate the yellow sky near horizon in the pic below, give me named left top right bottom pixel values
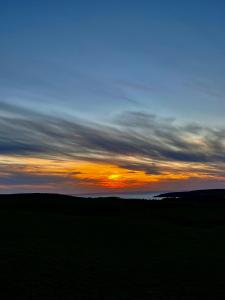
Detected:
left=1, top=155, right=224, bottom=192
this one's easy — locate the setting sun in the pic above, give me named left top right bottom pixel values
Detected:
left=108, top=174, right=121, bottom=180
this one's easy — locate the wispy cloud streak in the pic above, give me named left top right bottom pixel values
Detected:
left=1, top=102, right=225, bottom=162
left=1, top=101, right=225, bottom=191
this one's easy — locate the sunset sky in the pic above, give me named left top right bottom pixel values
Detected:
left=1, top=0, right=225, bottom=194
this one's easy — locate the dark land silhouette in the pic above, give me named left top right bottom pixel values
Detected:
left=1, top=190, right=225, bottom=299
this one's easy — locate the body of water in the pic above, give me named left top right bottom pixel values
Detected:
left=74, top=191, right=168, bottom=200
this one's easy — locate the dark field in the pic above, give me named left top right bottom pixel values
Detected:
left=1, top=192, right=225, bottom=299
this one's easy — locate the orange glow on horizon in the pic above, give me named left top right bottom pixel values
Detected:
left=1, top=155, right=225, bottom=191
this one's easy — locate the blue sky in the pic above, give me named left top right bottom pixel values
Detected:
left=1, top=0, right=225, bottom=122
left=1, top=0, right=225, bottom=193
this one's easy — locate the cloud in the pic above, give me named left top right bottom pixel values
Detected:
left=188, top=79, right=225, bottom=101
left=0, top=173, right=64, bottom=185
left=1, top=101, right=225, bottom=180
left=116, top=162, right=160, bottom=175
left=116, top=80, right=155, bottom=93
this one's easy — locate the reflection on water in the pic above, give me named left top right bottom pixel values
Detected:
left=74, top=191, right=168, bottom=200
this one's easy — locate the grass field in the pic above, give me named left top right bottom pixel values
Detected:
left=1, top=193, right=225, bottom=299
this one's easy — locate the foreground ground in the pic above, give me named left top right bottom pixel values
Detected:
left=1, top=192, right=225, bottom=299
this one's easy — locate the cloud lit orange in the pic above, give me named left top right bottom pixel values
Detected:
left=1, top=154, right=224, bottom=193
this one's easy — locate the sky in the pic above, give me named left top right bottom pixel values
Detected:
left=1, top=0, right=225, bottom=194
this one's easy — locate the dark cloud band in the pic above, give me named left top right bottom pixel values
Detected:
left=1, top=102, right=225, bottom=175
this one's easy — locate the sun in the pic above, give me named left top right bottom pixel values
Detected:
left=108, top=174, right=121, bottom=180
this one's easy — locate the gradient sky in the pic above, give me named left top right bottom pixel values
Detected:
left=1, top=0, right=225, bottom=194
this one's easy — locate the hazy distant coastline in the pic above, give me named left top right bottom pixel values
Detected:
left=73, top=191, right=167, bottom=200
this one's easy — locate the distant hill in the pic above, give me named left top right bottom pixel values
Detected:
left=0, top=193, right=158, bottom=216
left=158, top=189, right=225, bottom=202
left=0, top=190, right=225, bottom=217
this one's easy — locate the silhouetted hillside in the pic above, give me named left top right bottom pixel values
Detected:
left=1, top=191, right=225, bottom=299
left=158, top=189, right=225, bottom=203
left=1, top=190, right=225, bottom=216
left=0, top=193, right=160, bottom=216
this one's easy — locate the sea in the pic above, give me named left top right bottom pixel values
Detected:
left=73, top=191, right=167, bottom=200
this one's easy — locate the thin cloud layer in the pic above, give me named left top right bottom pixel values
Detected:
left=0, top=101, right=225, bottom=192
left=1, top=102, right=225, bottom=163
